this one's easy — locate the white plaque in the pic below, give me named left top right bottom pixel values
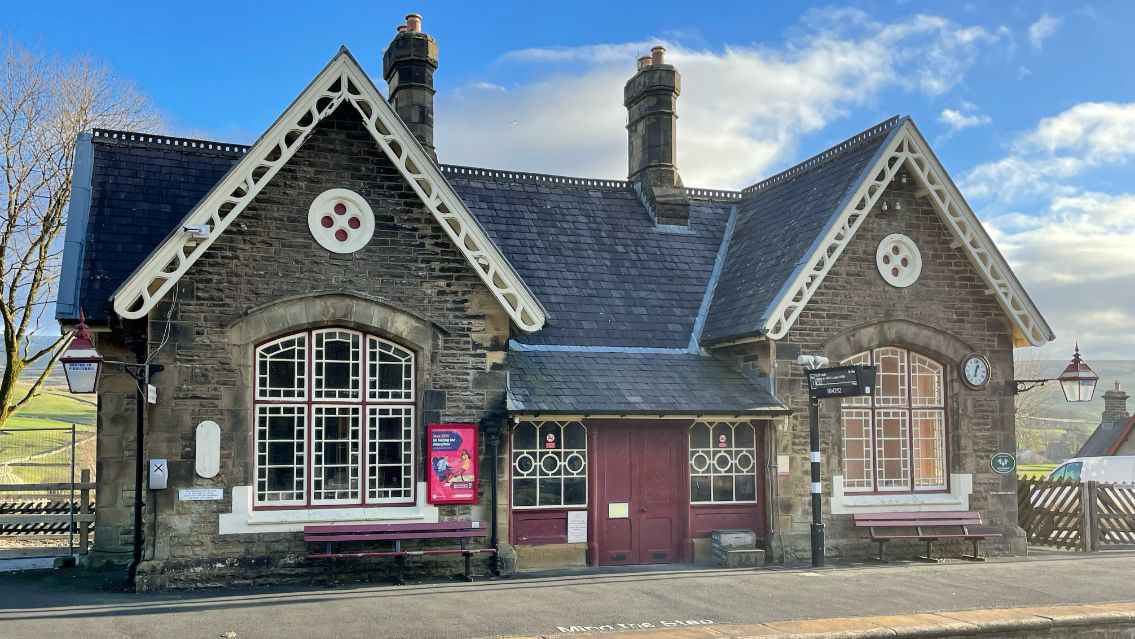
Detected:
left=179, top=488, right=223, bottom=501
left=608, top=502, right=629, bottom=519
left=195, top=420, right=221, bottom=478
left=567, top=510, right=587, bottom=543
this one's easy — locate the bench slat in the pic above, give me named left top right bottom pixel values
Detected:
left=305, top=529, right=487, bottom=543
left=303, top=521, right=484, bottom=534
left=858, top=519, right=981, bottom=527
left=307, top=548, right=497, bottom=560
left=854, top=511, right=980, bottom=521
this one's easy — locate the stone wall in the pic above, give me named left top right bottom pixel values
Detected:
left=111, top=104, right=512, bottom=589
left=762, top=169, right=1022, bottom=562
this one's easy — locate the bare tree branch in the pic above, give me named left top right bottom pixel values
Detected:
left=0, top=35, right=164, bottom=425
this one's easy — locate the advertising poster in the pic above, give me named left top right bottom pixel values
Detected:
left=427, top=423, right=478, bottom=505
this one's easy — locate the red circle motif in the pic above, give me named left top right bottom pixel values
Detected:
left=348, top=217, right=361, bottom=229
left=335, top=229, right=348, bottom=242
left=321, top=216, right=334, bottom=228
left=334, top=202, right=347, bottom=215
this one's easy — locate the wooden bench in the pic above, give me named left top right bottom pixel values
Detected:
left=305, top=521, right=495, bottom=584
left=853, top=511, right=1001, bottom=562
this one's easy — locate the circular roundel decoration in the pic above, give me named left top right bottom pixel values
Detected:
left=876, top=233, right=923, bottom=288
left=307, top=188, right=375, bottom=254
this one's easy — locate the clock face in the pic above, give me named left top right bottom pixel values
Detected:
left=962, top=354, right=990, bottom=389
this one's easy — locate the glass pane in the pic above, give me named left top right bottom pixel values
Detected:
left=735, top=423, right=755, bottom=449
left=841, top=409, right=873, bottom=490
left=874, top=410, right=909, bottom=490
left=563, top=478, right=587, bottom=505
left=734, top=475, right=756, bottom=501
left=368, top=337, right=414, bottom=401
left=874, top=347, right=908, bottom=407
left=312, top=405, right=360, bottom=502
left=563, top=422, right=586, bottom=449
left=539, top=423, right=559, bottom=449
left=690, top=423, right=711, bottom=449
left=513, top=479, right=537, bottom=507
left=691, top=476, right=712, bottom=502
left=712, top=476, right=733, bottom=502
left=538, top=478, right=562, bottom=506
left=367, top=407, right=413, bottom=502
left=910, top=353, right=943, bottom=406
left=313, top=330, right=360, bottom=400
left=513, top=422, right=537, bottom=450
left=712, top=423, right=732, bottom=449
left=256, top=334, right=307, bottom=400
left=841, top=351, right=871, bottom=407
left=1067, top=462, right=1082, bottom=481
left=912, top=410, right=946, bottom=490
left=256, top=405, right=305, bottom=503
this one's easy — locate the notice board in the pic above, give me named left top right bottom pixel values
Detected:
left=427, top=423, right=478, bottom=505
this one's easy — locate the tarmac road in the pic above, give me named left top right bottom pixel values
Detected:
left=2, top=551, right=1134, bottom=639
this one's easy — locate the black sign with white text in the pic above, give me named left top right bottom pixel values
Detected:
left=806, top=365, right=877, bottom=400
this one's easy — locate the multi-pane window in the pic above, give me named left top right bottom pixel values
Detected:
left=254, top=328, right=415, bottom=507
left=511, top=421, right=587, bottom=508
left=689, top=421, right=758, bottom=503
left=841, top=348, right=947, bottom=493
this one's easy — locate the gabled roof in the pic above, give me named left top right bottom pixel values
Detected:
left=702, top=117, right=1054, bottom=348
left=446, top=167, right=733, bottom=349
left=56, top=130, right=247, bottom=321
left=1076, top=414, right=1135, bottom=457
left=507, top=349, right=787, bottom=416
left=109, top=48, right=545, bottom=332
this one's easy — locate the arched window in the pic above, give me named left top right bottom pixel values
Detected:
left=254, top=328, right=415, bottom=507
left=841, top=347, right=947, bottom=493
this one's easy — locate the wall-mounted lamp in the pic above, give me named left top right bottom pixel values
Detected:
left=1014, top=344, right=1099, bottom=402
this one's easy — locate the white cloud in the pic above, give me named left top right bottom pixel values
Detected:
left=435, top=11, right=1006, bottom=188
left=1028, top=14, right=1062, bottom=51
left=962, top=102, right=1135, bottom=201
left=938, top=106, right=991, bottom=134
left=973, top=104, right=1135, bottom=359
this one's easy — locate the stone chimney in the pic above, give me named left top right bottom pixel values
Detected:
left=383, top=13, right=439, bottom=160
left=624, top=46, right=690, bottom=226
left=1102, top=381, right=1130, bottom=423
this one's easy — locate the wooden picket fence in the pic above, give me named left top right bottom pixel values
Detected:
left=1018, top=477, right=1135, bottom=552
left=0, top=468, right=95, bottom=556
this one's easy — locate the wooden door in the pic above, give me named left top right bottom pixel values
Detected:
left=596, top=425, right=683, bottom=565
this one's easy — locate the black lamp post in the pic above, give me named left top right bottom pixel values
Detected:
left=479, top=413, right=508, bottom=576
left=1014, top=345, right=1100, bottom=402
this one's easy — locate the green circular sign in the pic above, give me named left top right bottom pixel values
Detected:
left=990, top=453, right=1016, bottom=475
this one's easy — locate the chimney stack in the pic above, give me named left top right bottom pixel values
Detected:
left=624, top=46, right=689, bottom=226
left=1102, top=381, right=1130, bottom=423
left=383, top=13, right=439, bottom=160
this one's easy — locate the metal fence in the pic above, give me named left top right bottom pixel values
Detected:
left=0, top=426, right=96, bottom=557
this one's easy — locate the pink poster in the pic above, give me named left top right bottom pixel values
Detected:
left=427, top=423, right=478, bottom=505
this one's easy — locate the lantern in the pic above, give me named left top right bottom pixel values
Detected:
left=1057, top=344, right=1098, bottom=403
left=60, top=312, right=103, bottom=394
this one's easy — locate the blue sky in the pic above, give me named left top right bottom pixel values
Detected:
left=8, top=0, right=1135, bottom=358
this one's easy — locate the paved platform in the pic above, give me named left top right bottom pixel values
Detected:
left=1, top=551, right=1134, bottom=638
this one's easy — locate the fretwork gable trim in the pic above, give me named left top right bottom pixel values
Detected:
left=760, top=118, right=1054, bottom=347
left=111, top=49, right=546, bottom=332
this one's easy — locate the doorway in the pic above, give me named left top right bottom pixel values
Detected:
left=594, top=424, right=684, bottom=565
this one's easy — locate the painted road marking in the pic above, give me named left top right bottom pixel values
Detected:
left=556, top=620, right=715, bottom=633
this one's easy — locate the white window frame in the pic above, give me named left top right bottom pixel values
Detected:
left=254, top=328, right=416, bottom=508
left=840, top=347, right=948, bottom=494
left=510, top=420, right=588, bottom=509
left=689, top=420, right=759, bottom=504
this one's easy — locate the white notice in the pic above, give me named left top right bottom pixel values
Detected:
left=567, top=510, right=587, bottom=543
left=179, top=488, right=223, bottom=501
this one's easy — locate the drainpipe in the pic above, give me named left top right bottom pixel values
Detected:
left=124, top=350, right=146, bottom=589
left=480, top=414, right=506, bottom=576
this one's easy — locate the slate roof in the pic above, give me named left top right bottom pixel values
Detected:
left=507, top=350, right=787, bottom=415
left=701, top=117, right=900, bottom=344
left=59, top=130, right=245, bottom=321
left=1076, top=415, right=1135, bottom=457
left=446, top=168, right=732, bottom=349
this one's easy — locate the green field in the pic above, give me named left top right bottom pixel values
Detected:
left=0, top=376, right=96, bottom=484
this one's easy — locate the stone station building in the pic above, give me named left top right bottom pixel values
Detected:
left=56, top=15, right=1054, bottom=589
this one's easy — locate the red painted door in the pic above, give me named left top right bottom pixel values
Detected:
left=597, top=425, right=683, bottom=565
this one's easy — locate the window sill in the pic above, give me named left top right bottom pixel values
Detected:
left=830, top=474, right=972, bottom=514
left=218, top=484, right=440, bottom=534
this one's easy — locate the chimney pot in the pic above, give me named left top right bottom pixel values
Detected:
left=637, top=56, right=652, bottom=71
left=651, top=46, right=666, bottom=65
left=396, top=25, right=407, bottom=33
left=406, top=13, right=422, bottom=32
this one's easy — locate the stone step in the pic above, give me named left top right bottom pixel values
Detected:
left=714, top=548, right=765, bottom=568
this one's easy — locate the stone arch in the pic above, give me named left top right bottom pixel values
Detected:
left=823, top=318, right=977, bottom=368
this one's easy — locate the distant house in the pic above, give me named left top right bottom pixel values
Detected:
left=56, top=15, right=1055, bottom=589
left=1077, top=383, right=1134, bottom=456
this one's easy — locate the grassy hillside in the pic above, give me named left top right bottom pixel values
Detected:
left=0, top=372, right=96, bottom=484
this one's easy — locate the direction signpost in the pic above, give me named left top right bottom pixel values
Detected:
left=803, top=364, right=877, bottom=567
